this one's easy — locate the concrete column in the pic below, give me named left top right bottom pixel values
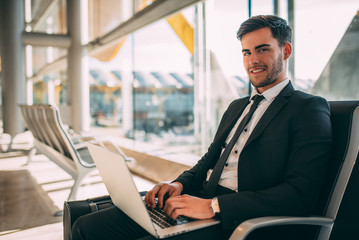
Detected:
left=194, top=2, right=210, bottom=154
left=122, top=66, right=134, bottom=138
left=247, top=0, right=252, bottom=96
left=121, top=1, right=134, bottom=138
left=287, top=0, right=295, bottom=83
left=25, top=45, right=33, bottom=105
left=0, top=0, right=26, bottom=135
left=67, top=0, right=90, bottom=132
left=273, top=0, right=279, bottom=15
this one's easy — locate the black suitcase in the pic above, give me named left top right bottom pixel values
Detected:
left=63, top=195, right=114, bottom=240
left=63, top=191, right=147, bottom=240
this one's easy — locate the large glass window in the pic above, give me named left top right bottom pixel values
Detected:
left=89, top=62, right=122, bottom=127
left=131, top=10, right=194, bottom=143
left=294, top=0, right=358, bottom=100
left=22, top=0, right=359, bottom=158
left=208, top=0, right=250, bottom=125
left=88, top=0, right=132, bottom=41
left=31, top=69, right=67, bottom=106
left=31, top=46, right=67, bottom=74
left=209, top=0, right=359, bottom=122
left=30, top=0, right=67, bottom=34
left=30, top=45, right=67, bottom=106
left=89, top=6, right=195, bottom=147
left=26, top=0, right=68, bottom=106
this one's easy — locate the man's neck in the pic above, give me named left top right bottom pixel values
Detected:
left=255, top=75, right=288, bottom=94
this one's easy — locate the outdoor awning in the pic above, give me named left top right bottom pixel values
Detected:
left=90, top=68, right=248, bottom=93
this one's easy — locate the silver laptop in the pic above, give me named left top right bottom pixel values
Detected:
left=86, top=142, right=220, bottom=239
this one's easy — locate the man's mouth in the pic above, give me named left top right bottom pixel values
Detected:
left=251, top=69, right=265, bottom=73
left=249, top=65, right=267, bottom=74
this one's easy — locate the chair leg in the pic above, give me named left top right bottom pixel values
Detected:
left=23, top=147, right=37, bottom=166
left=67, top=171, right=88, bottom=201
left=0, top=133, right=5, bottom=152
left=0, top=134, right=14, bottom=152
left=4, top=135, right=17, bottom=152
left=316, top=224, right=333, bottom=240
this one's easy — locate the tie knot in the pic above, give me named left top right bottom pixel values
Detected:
left=251, top=94, right=265, bottom=105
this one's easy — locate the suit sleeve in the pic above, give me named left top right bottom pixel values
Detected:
left=218, top=96, right=333, bottom=230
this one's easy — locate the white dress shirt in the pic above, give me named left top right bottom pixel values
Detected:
left=206, top=79, right=290, bottom=191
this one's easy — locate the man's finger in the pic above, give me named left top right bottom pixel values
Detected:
left=170, top=208, right=186, bottom=220
left=157, top=186, right=170, bottom=208
left=163, top=196, right=185, bottom=216
left=145, top=186, right=160, bottom=207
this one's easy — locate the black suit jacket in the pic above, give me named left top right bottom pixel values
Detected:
left=174, top=82, right=332, bottom=230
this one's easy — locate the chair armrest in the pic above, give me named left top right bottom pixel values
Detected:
left=100, top=141, right=136, bottom=163
left=229, top=216, right=334, bottom=240
left=77, top=139, right=136, bottom=163
left=71, top=136, right=96, bottom=146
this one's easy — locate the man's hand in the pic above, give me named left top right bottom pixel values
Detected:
left=144, top=182, right=183, bottom=209
left=163, top=195, right=214, bottom=220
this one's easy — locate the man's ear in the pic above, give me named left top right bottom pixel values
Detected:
left=283, top=42, right=292, bottom=60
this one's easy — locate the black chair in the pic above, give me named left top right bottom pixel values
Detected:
left=229, top=101, right=359, bottom=240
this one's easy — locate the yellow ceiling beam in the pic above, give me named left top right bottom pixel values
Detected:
left=91, top=0, right=195, bottom=62
left=90, top=37, right=126, bottom=62
left=166, top=13, right=194, bottom=55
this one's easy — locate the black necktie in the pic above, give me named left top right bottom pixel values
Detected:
left=202, top=94, right=265, bottom=198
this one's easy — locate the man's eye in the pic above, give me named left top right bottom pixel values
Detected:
left=243, top=52, right=250, bottom=56
left=258, top=49, right=268, bottom=53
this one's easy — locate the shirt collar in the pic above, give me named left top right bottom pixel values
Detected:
left=250, top=79, right=290, bottom=102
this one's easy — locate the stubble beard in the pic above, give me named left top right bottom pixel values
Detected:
left=249, top=52, right=284, bottom=89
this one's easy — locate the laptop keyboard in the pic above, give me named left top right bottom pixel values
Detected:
left=146, top=206, right=192, bottom=229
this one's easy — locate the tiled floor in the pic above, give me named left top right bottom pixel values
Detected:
left=0, top=132, right=155, bottom=240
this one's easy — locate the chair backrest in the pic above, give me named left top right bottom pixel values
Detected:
left=42, top=105, right=73, bottom=158
left=20, top=104, right=75, bottom=159
left=34, top=106, right=56, bottom=149
left=20, top=105, right=42, bottom=141
left=328, top=103, right=359, bottom=239
left=37, top=105, right=66, bottom=155
left=20, top=104, right=96, bottom=169
left=42, top=104, right=95, bottom=167
left=330, top=157, right=359, bottom=239
left=314, top=101, right=359, bottom=237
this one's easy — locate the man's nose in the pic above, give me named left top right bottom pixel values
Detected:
left=249, top=53, right=260, bottom=65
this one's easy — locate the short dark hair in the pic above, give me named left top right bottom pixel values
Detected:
left=237, top=15, right=292, bottom=46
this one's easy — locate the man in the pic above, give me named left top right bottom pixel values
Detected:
left=72, top=15, right=332, bottom=240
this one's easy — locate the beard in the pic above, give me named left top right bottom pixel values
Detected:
left=249, top=52, right=284, bottom=88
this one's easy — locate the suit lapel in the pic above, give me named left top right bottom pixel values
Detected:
left=214, top=97, right=250, bottom=145
left=244, top=82, right=295, bottom=147
left=195, top=97, right=250, bottom=182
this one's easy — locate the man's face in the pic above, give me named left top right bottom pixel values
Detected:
left=241, top=27, right=290, bottom=93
